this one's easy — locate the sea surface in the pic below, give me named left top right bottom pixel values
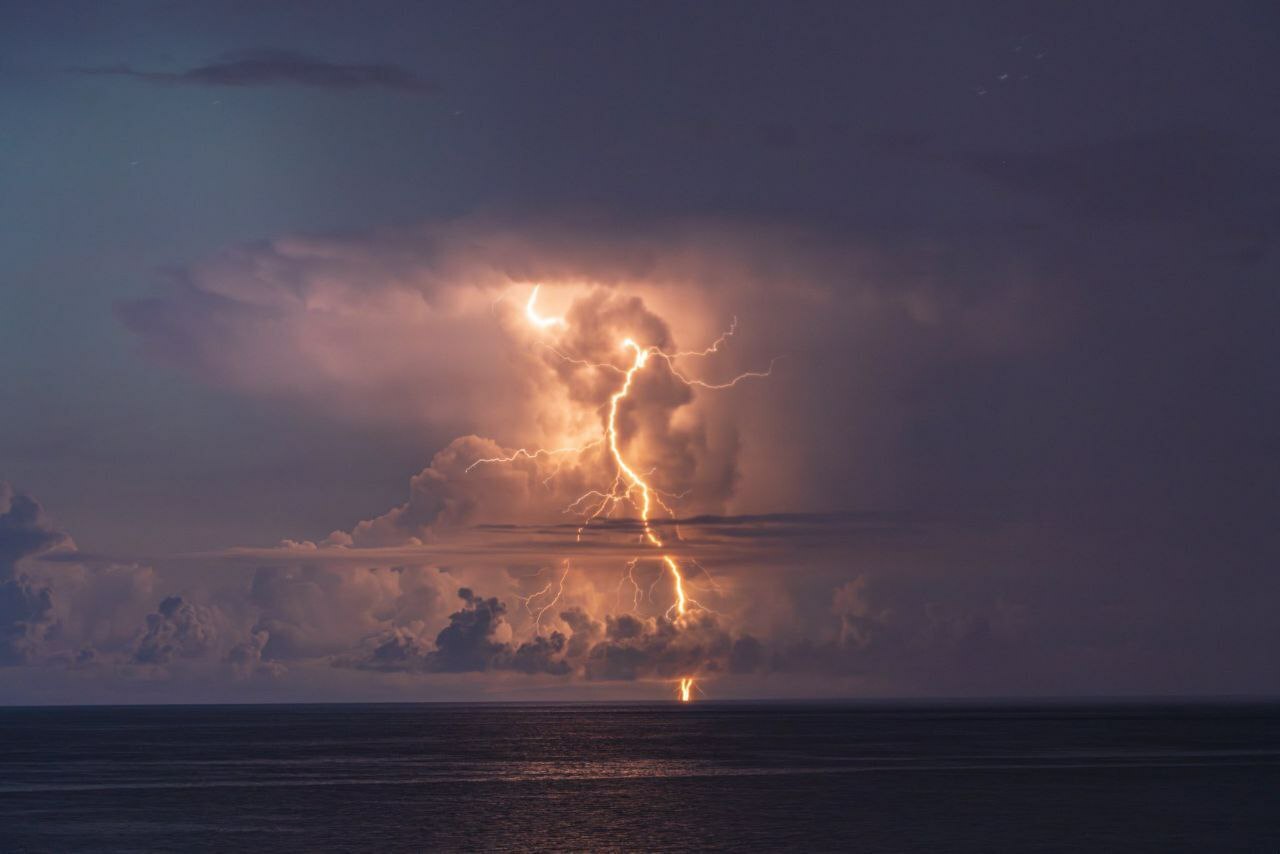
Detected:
left=1, top=702, right=1277, bottom=852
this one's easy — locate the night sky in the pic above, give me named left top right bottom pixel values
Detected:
left=2, top=1, right=1278, bottom=702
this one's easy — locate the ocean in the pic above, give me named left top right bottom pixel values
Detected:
left=1, top=702, right=1277, bottom=852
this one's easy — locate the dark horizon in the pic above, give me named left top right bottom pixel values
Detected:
left=4, top=702, right=1278, bottom=850
left=8, top=693, right=1280, bottom=710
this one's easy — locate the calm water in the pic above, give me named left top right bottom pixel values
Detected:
left=1, top=702, right=1277, bottom=852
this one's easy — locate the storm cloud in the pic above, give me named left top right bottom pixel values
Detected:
left=0, top=484, right=67, bottom=665
left=133, top=595, right=220, bottom=665
left=338, top=587, right=571, bottom=676
left=4, top=3, right=1279, bottom=702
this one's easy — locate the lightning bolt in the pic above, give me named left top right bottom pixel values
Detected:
left=519, top=561, right=570, bottom=633
left=678, top=677, right=694, bottom=703
left=464, top=440, right=603, bottom=475
left=587, top=337, right=698, bottom=620
left=474, top=285, right=776, bottom=701
left=525, top=284, right=566, bottom=329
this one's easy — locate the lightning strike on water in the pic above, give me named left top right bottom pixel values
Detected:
left=471, top=284, right=776, bottom=700
left=678, top=677, right=694, bottom=703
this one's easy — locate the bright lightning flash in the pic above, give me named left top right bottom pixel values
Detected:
left=678, top=677, right=694, bottom=703
left=473, top=285, right=775, bottom=701
left=525, top=284, right=566, bottom=328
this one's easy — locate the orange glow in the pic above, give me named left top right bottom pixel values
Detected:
left=525, top=284, right=565, bottom=329
left=468, top=285, right=776, bottom=699
left=574, top=326, right=774, bottom=618
left=573, top=336, right=695, bottom=620
left=519, top=561, right=569, bottom=633
left=678, top=677, right=694, bottom=702
left=464, top=440, right=601, bottom=474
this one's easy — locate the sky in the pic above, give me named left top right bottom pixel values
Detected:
left=1, top=0, right=1278, bottom=703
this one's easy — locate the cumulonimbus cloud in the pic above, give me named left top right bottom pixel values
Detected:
left=4, top=217, right=1107, bottom=699
left=116, top=217, right=1053, bottom=515
left=0, top=484, right=68, bottom=664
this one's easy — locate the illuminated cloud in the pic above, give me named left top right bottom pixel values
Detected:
left=97, top=218, right=1069, bottom=697
left=117, top=218, right=1051, bottom=519
left=27, top=215, right=1264, bottom=701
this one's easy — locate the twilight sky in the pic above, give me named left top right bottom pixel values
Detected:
left=2, top=1, right=1278, bottom=703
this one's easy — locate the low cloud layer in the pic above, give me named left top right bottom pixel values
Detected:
left=340, top=588, right=570, bottom=676
left=2, top=468, right=1277, bottom=703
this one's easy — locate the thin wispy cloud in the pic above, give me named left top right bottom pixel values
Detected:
left=76, top=48, right=433, bottom=93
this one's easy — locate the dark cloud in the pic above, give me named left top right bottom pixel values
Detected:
left=0, top=484, right=68, bottom=573
left=0, top=576, right=55, bottom=666
left=338, top=587, right=571, bottom=675
left=507, top=632, right=570, bottom=675
left=0, top=484, right=67, bottom=665
left=962, top=126, right=1280, bottom=227
left=584, top=611, right=734, bottom=681
left=352, top=627, right=433, bottom=673
left=426, top=588, right=569, bottom=675
left=77, top=49, right=432, bottom=93
left=426, top=587, right=509, bottom=673
left=559, top=606, right=603, bottom=658
left=337, top=584, right=740, bottom=683
left=133, top=595, right=219, bottom=665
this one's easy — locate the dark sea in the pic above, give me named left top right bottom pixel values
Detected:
left=1, top=702, right=1277, bottom=852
